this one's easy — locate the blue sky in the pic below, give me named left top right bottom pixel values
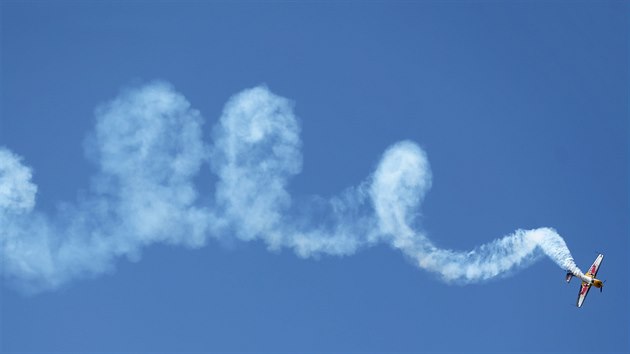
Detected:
left=1, top=1, right=628, bottom=353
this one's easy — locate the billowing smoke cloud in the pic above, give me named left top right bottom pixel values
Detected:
left=0, top=82, right=583, bottom=293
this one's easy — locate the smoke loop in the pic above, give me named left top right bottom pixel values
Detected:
left=0, top=82, right=582, bottom=292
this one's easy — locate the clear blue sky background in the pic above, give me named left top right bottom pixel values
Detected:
left=1, top=1, right=628, bottom=353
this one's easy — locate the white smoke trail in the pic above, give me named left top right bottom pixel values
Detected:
left=1, top=82, right=215, bottom=291
left=0, top=82, right=583, bottom=292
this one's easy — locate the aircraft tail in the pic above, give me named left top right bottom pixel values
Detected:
left=566, top=271, right=573, bottom=283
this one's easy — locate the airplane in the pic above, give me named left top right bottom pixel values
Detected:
left=565, top=253, right=604, bottom=308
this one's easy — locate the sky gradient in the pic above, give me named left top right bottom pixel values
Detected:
left=1, top=1, right=628, bottom=353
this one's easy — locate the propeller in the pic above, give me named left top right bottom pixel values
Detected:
left=600, top=280, right=606, bottom=293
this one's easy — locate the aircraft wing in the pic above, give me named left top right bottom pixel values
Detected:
left=577, top=282, right=591, bottom=308
left=585, top=254, right=604, bottom=277
left=577, top=254, right=604, bottom=307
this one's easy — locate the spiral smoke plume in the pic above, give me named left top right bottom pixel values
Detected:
left=0, top=82, right=583, bottom=292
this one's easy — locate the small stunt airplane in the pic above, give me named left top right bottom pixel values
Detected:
left=565, top=253, right=604, bottom=308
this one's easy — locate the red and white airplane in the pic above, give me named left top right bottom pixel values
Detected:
left=565, top=253, right=604, bottom=308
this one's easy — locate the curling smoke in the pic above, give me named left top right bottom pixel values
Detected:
left=0, top=82, right=583, bottom=292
